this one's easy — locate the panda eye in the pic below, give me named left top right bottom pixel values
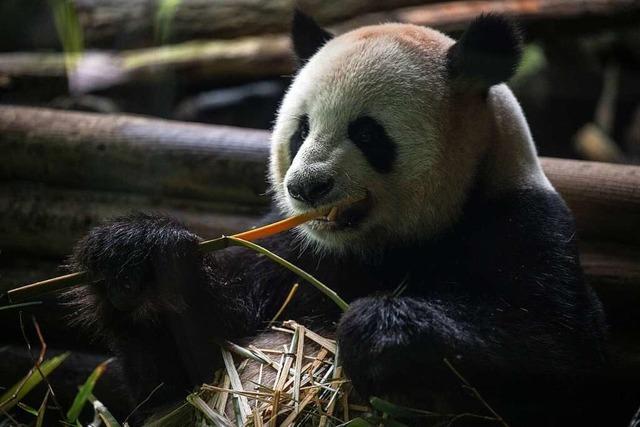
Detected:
left=289, top=114, right=309, bottom=162
left=347, top=115, right=396, bottom=173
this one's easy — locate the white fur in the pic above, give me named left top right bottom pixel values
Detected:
left=269, top=23, right=552, bottom=254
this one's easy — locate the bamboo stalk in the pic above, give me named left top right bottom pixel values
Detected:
left=5, top=208, right=349, bottom=311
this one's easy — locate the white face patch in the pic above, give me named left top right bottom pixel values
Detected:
left=269, top=23, right=546, bottom=255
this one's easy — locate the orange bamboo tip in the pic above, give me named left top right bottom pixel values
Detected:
left=232, top=208, right=326, bottom=242
left=236, top=193, right=363, bottom=243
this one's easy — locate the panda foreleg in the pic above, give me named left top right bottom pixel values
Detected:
left=65, top=213, right=271, bottom=407
left=336, top=293, right=583, bottom=411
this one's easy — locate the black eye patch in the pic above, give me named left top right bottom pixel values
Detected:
left=289, top=114, right=309, bottom=162
left=347, top=116, right=396, bottom=173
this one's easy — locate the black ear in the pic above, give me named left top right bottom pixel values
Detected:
left=291, top=8, right=333, bottom=66
left=447, top=14, right=523, bottom=90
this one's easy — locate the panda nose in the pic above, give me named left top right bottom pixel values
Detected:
left=287, top=177, right=334, bottom=205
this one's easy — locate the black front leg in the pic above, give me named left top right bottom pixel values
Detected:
left=65, top=214, right=262, bottom=408
left=337, top=295, right=469, bottom=403
left=336, top=293, right=601, bottom=421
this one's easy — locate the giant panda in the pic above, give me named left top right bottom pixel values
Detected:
left=66, top=10, right=607, bottom=426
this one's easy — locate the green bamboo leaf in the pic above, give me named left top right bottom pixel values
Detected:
left=66, top=358, right=113, bottom=423
left=0, top=352, right=69, bottom=412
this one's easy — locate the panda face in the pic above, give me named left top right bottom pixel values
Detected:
left=271, top=25, right=461, bottom=253
left=270, top=16, right=524, bottom=254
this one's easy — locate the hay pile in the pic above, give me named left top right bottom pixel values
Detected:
left=175, top=321, right=369, bottom=427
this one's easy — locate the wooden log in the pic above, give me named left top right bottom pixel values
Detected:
left=0, top=105, right=270, bottom=206
left=76, top=0, right=440, bottom=47
left=0, top=0, right=437, bottom=51
left=580, top=242, right=640, bottom=326
left=0, top=182, right=262, bottom=259
left=2, top=105, right=639, bottom=245
left=2, top=0, right=638, bottom=51
left=541, top=158, right=640, bottom=245
left=1, top=0, right=638, bottom=91
left=345, top=0, right=640, bottom=35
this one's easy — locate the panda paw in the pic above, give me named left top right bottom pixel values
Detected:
left=69, top=213, right=202, bottom=312
left=337, top=295, right=447, bottom=400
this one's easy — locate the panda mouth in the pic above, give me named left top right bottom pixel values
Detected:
left=310, top=193, right=372, bottom=230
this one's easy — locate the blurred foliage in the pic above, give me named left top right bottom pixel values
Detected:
left=511, top=44, right=547, bottom=87
left=49, top=0, right=84, bottom=70
left=155, top=0, right=184, bottom=44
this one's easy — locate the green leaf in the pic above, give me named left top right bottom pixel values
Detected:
left=66, top=358, right=113, bottom=423
left=0, top=352, right=69, bottom=412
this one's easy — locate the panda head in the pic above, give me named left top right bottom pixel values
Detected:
left=269, top=10, right=523, bottom=254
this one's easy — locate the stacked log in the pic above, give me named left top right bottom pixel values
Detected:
left=1, top=0, right=639, bottom=92
left=1, top=106, right=639, bottom=306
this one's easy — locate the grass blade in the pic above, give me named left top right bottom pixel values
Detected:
left=66, top=358, right=112, bottom=423
left=36, top=390, right=50, bottom=427
left=0, top=352, right=69, bottom=412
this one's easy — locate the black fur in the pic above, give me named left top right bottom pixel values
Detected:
left=348, top=116, right=397, bottom=173
left=291, top=8, right=333, bottom=65
left=66, top=187, right=606, bottom=425
left=447, top=14, right=523, bottom=89
left=289, top=114, right=309, bottom=161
